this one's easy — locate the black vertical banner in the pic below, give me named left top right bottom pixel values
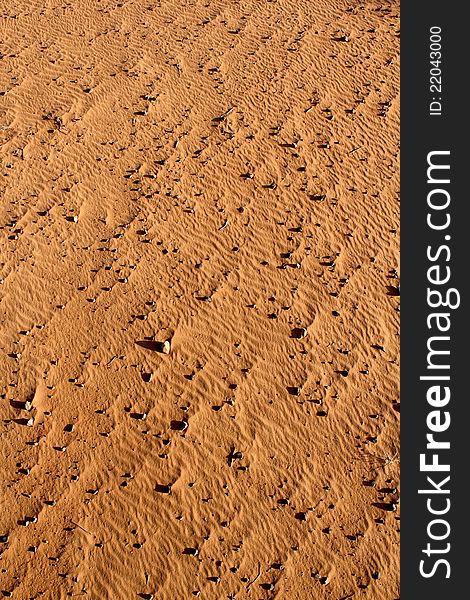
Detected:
left=401, top=3, right=467, bottom=598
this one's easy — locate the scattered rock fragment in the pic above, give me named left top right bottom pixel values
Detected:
left=130, top=412, right=147, bottom=420
left=227, top=448, right=243, bottom=467
left=287, top=386, right=300, bottom=396
left=260, top=583, right=274, bottom=591
left=372, top=502, right=397, bottom=512
left=386, top=285, right=400, bottom=296
left=17, top=516, right=37, bottom=526
left=13, top=417, right=34, bottom=426
left=291, top=327, right=307, bottom=339
left=170, top=420, right=188, bottom=431
left=155, top=484, right=172, bottom=494
left=136, top=340, right=171, bottom=354
left=10, top=398, right=32, bottom=410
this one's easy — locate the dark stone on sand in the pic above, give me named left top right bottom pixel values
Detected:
left=170, top=420, right=188, bottom=431
left=287, top=386, right=300, bottom=396
left=155, top=484, right=171, bottom=494
left=261, top=583, right=274, bottom=590
left=136, top=340, right=170, bottom=354
left=372, top=502, right=396, bottom=512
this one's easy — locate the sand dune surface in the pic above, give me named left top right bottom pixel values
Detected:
left=1, top=0, right=399, bottom=598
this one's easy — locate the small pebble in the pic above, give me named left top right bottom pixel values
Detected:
left=155, top=484, right=171, bottom=494
left=160, top=340, right=171, bottom=354
left=291, top=327, right=307, bottom=339
left=130, top=412, right=147, bottom=420
left=287, top=386, right=300, bottom=396
left=261, top=583, right=274, bottom=591
left=170, top=420, right=188, bottom=431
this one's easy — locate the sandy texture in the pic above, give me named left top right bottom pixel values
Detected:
left=0, top=0, right=400, bottom=598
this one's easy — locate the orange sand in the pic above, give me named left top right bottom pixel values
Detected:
left=1, top=0, right=400, bottom=598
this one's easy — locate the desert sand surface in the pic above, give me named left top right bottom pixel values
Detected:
left=0, top=0, right=400, bottom=598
